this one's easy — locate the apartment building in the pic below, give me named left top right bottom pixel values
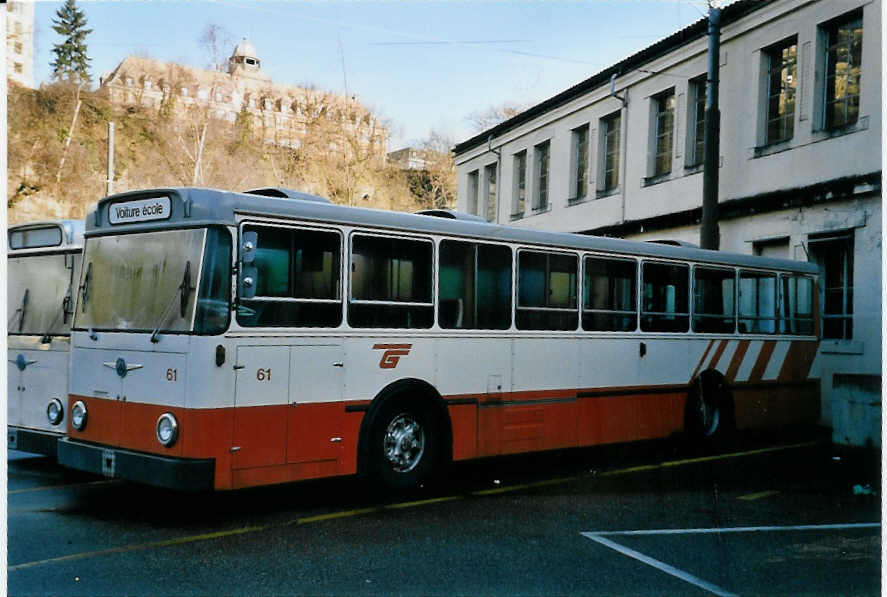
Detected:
left=6, top=0, right=35, bottom=88
left=454, top=0, right=881, bottom=448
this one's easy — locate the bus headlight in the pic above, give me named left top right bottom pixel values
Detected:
left=156, top=413, right=179, bottom=447
left=71, top=401, right=88, bottom=431
left=47, top=399, right=64, bottom=426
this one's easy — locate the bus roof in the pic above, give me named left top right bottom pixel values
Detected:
left=87, top=187, right=817, bottom=274
left=7, top=219, right=85, bottom=254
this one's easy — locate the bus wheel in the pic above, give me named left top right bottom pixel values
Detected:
left=371, top=395, right=440, bottom=490
left=686, top=370, right=734, bottom=442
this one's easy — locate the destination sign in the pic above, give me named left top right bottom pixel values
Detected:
left=109, top=196, right=172, bottom=225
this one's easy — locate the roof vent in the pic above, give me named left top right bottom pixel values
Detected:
left=243, top=187, right=331, bottom=203
left=646, top=239, right=699, bottom=248
left=415, top=209, right=487, bottom=222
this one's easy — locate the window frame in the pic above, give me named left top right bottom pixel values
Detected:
left=640, top=259, right=690, bottom=333
left=237, top=222, right=344, bottom=329
left=738, top=269, right=779, bottom=334
left=687, top=74, right=707, bottom=168
left=569, top=124, right=590, bottom=204
left=820, top=10, right=863, bottom=130
left=599, top=110, right=622, bottom=194
left=516, top=248, right=579, bottom=331
left=437, top=238, right=513, bottom=330
left=650, top=89, right=676, bottom=178
left=691, top=265, right=737, bottom=334
left=763, top=36, right=798, bottom=145
left=533, top=141, right=551, bottom=213
left=511, top=150, right=527, bottom=219
left=582, top=254, right=638, bottom=332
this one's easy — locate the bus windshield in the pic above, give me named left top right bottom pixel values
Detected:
left=7, top=253, right=78, bottom=337
left=74, top=227, right=231, bottom=335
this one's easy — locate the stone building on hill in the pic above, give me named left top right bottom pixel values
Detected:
left=99, top=37, right=387, bottom=155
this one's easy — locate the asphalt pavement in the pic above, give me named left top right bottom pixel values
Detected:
left=7, top=428, right=881, bottom=596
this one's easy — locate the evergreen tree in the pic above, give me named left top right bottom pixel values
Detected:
left=50, top=0, right=93, bottom=84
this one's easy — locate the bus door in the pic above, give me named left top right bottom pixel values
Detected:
left=286, top=343, right=344, bottom=464
left=232, top=345, right=290, bottom=469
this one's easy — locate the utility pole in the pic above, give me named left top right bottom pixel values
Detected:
left=700, top=4, right=721, bottom=250
left=107, top=121, right=115, bottom=196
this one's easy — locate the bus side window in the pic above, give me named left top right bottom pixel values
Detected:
left=692, top=266, right=736, bottom=333
left=439, top=240, right=511, bottom=330
left=779, top=274, right=814, bottom=335
left=516, top=250, right=578, bottom=331
left=348, top=234, right=433, bottom=329
left=238, top=225, right=342, bottom=328
left=583, top=256, right=637, bottom=332
left=739, top=270, right=777, bottom=334
left=640, top=262, right=689, bottom=333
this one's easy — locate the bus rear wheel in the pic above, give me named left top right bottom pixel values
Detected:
left=686, top=370, right=734, bottom=443
left=370, top=395, right=440, bottom=490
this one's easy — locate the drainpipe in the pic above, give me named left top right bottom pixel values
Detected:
left=610, top=73, right=629, bottom=225
left=488, top=134, right=501, bottom=222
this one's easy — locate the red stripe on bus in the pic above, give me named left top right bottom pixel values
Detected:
left=725, top=340, right=751, bottom=383
left=777, top=340, right=820, bottom=382
left=707, top=339, right=730, bottom=370
left=690, top=339, right=716, bottom=381
left=748, top=341, right=777, bottom=383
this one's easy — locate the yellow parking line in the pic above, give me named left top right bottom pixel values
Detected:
left=8, top=525, right=268, bottom=572
left=738, top=490, right=780, bottom=501
left=8, top=440, right=821, bottom=572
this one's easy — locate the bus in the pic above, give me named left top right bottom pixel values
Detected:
left=8, top=220, right=84, bottom=457
left=57, top=187, right=820, bottom=492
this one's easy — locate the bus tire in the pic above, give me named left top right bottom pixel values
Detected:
left=369, top=393, right=441, bottom=490
left=685, top=370, right=734, bottom=443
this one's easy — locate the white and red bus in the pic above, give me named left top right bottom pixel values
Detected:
left=7, top=220, right=84, bottom=456
left=58, top=187, right=820, bottom=491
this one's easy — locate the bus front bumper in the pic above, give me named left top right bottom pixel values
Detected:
left=8, top=426, right=63, bottom=457
left=57, top=438, right=215, bottom=493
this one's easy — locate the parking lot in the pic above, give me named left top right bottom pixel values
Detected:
left=7, top=429, right=881, bottom=596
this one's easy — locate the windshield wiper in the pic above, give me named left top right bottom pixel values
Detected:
left=8, top=289, right=29, bottom=333
left=41, top=257, right=76, bottom=344
left=41, top=286, right=73, bottom=344
left=150, top=261, right=194, bottom=344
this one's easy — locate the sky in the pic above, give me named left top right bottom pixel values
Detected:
left=32, top=0, right=711, bottom=150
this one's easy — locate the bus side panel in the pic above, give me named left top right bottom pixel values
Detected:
left=448, top=402, right=478, bottom=461
left=179, top=407, right=234, bottom=490
left=579, top=391, right=685, bottom=446
left=733, top=381, right=820, bottom=430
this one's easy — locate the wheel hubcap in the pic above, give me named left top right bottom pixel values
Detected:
left=383, top=413, right=425, bottom=473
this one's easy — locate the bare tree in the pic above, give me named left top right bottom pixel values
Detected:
left=466, top=102, right=529, bottom=133
left=199, top=23, right=235, bottom=72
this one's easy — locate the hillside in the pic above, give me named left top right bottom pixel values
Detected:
left=7, top=81, right=451, bottom=224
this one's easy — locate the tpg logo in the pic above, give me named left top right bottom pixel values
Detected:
left=372, top=344, right=412, bottom=369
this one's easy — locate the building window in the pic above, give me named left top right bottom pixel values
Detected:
left=809, top=231, right=854, bottom=339
left=764, top=37, right=797, bottom=144
left=14, top=41, right=22, bottom=54
left=569, top=125, right=589, bottom=203
left=14, top=63, right=23, bottom=74
left=688, top=75, right=707, bottom=167
left=822, top=11, right=862, bottom=130
left=652, top=90, right=675, bottom=177
left=483, top=163, right=497, bottom=222
left=467, top=170, right=479, bottom=215
left=599, top=111, right=621, bottom=193
left=512, top=150, right=526, bottom=218
left=533, top=141, right=550, bottom=212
